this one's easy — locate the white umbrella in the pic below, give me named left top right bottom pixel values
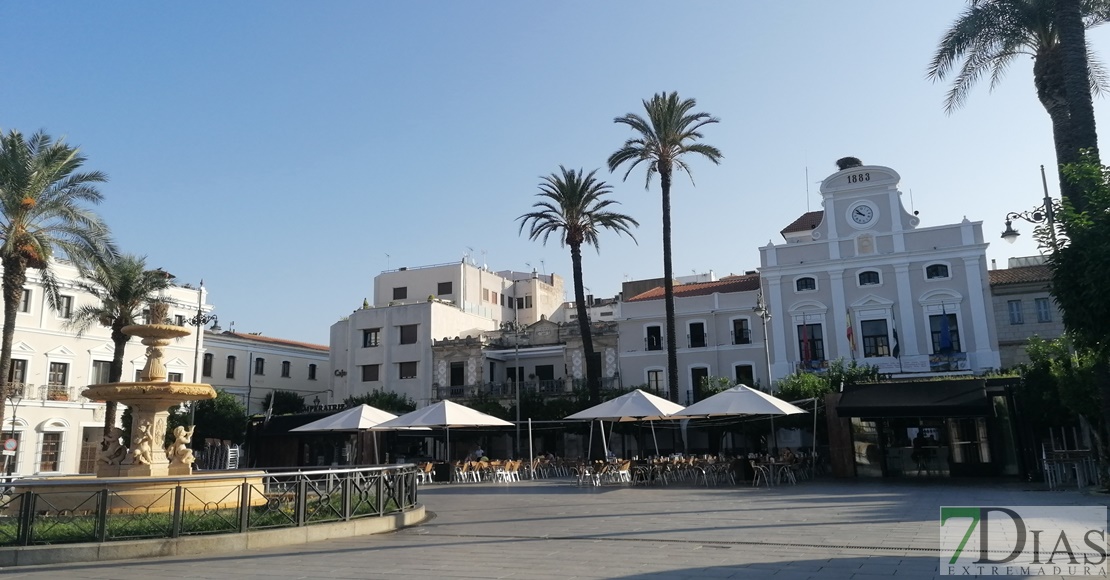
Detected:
left=670, top=384, right=806, bottom=453
left=375, top=400, right=513, bottom=464
left=290, top=404, right=399, bottom=432
left=290, top=404, right=416, bottom=463
left=565, top=389, right=685, bottom=457
left=670, top=384, right=807, bottom=418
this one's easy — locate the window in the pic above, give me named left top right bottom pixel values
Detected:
left=646, top=326, right=662, bottom=351
left=516, top=297, right=524, bottom=310
left=506, top=366, right=523, bottom=383
left=1035, top=298, right=1052, bottom=323
left=7, top=359, right=26, bottom=383
left=202, top=353, right=213, bottom=377
left=734, top=365, right=755, bottom=386
left=795, top=277, right=817, bottom=292
left=861, top=319, right=890, bottom=358
left=281, top=361, right=291, bottom=378
left=142, top=308, right=151, bottom=324
left=1007, top=300, right=1024, bottom=325
left=688, top=322, right=707, bottom=348
left=392, top=287, right=407, bottom=300
left=48, top=362, right=68, bottom=385
left=39, top=432, right=62, bottom=472
left=925, top=264, right=950, bottom=279
left=929, top=313, right=961, bottom=353
left=168, top=372, right=183, bottom=382
left=797, top=323, right=825, bottom=362
left=308, top=364, right=317, bottom=380
left=691, top=367, right=710, bottom=402
left=254, top=358, right=265, bottom=375
left=449, top=361, right=465, bottom=387
left=398, top=361, right=418, bottom=380
left=438, top=281, right=452, bottom=296
left=732, top=319, right=751, bottom=345
left=362, top=328, right=380, bottom=348
left=135, top=369, right=143, bottom=381
left=361, top=364, right=380, bottom=382
left=174, top=314, right=186, bottom=326
left=58, top=296, right=73, bottom=319
left=91, top=360, right=112, bottom=384
left=226, top=356, right=236, bottom=379
left=858, top=271, right=880, bottom=286
left=492, top=291, right=498, bottom=304
left=399, top=324, right=418, bottom=345
left=19, top=289, right=30, bottom=313
left=535, top=364, right=555, bottom=382
left=647, top=370, right=663, bottom=392
left=524, top=296, right=533, bottom=309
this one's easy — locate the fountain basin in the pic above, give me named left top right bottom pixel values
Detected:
left=8, top=472, right=267, bottom=515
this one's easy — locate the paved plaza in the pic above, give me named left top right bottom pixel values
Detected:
left=2, top=478, right=1107, bottom=579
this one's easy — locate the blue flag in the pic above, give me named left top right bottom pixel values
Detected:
left=938, top=307, right=953, bottom=353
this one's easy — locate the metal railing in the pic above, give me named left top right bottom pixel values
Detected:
left=2, top=383, right=86, bottom=403
left=432, top=378, right=621, bottom=401
left=0, top=464, right=418, bottom=547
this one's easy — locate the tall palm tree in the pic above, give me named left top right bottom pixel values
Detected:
left=928, top=0, right=1110, bottom=206
left=1057, top=0, right=1101, bottom=196
left=607, top=92, right=722, bottom=403
left=0, top=129, right=115, bottom=427
left=68, top=255, right=173, bottom=434
left=518, top=166, right=638, bottom=405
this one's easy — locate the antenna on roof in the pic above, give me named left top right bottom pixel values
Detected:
left=805, top=166, right=810, bottom=213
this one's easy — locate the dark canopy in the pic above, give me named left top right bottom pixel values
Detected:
left=836, top=380, right=989, bottom=418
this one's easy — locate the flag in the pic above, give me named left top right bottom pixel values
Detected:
left=938, top=304, right=953, bottom=353
left=846, top=309, right=856, bottom=355
left=891, top=319, right=900, bottom=358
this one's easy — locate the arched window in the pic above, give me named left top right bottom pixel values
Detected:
left=202, top=353, right=213, bottom=377
left=858, top=271, right=880, bottom=286
left=795, top=277, right=817, bottom=292
left=226, top=355, right=236, bottom=379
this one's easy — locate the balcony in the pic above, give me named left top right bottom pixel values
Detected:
left=2, top=383, right=85, bottom=403
left=732, top=328, right=752, bottom=345
left=432, top=377, right=622, bottom=402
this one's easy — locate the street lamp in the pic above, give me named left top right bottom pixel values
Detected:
left=3, top=383, right=23, bottom=475
left=1001, top=165, right=1059, bottom=250
left=186, top=281, right=218, bottom=424
left=753, top=290, right=777, bottom=453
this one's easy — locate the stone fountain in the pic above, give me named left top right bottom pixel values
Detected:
left=11, top=302, right=263, bottom=514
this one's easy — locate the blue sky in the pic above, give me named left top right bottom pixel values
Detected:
left=2, top=2, right=1104, bottom=345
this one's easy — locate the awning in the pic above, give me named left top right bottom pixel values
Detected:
left=836, top=380, right=990, bottom=418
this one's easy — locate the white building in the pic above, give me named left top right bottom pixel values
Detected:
left=2, top=260, right=208, bottom=476
left=330, top=261, right=565, bottom=406
left=759, top=162, right=1001, bottom=380
left=201, top=330, right=331, bottom=415
left=617, top=274, right=766, bottom=404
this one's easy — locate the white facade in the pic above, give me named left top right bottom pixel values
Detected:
left=759, top=163, right=1001, bottom=382
left=617, top=275, right=767, bottom=404
left=1, top=260, right=208, bottom=476
left=332, top=262, right=566, bottom=406
left=201, top=331, right=330, bottom=415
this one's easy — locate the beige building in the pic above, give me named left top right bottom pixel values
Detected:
left=987, top=257, right=1064, bottom=369
left=201, top=331, right=331, bottom=415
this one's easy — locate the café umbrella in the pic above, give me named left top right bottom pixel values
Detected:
left=564, top=389, right=685, bottom=457
left=374, top=400, right=513, bottom=462
left=290, top=404, right=414, bottom=463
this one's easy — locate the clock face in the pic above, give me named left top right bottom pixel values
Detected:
left=850, top=204, right=875, bottom=226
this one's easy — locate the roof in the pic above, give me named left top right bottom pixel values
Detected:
left=988, top=264, right=1052, bottom=286
left=780, top=211, right=824, bottom=235
left=211, top=331, right=329, bottom=352
left=836, top=380, right=989, bottom=418
left=626, top=273, right=761, bottom=302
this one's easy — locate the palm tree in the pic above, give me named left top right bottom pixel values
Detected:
left=928, top=0, right=1110, bottom=206
left=607, top=92, right=722, bottom=403
left=518, top=166, right=638, bottom=405
left=0, top=129, right=115, bottom=427
left=68, top=254, right=173, bottom=434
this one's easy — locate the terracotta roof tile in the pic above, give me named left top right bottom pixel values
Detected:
left=626, top=273, right=761, bottom=302
left=214, top=331, right=329, bottom=352
left=781, top=211, right=824, bottom=235
left=988, top=264, right=1053, bottom=286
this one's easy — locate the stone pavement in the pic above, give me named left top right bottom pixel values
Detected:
left=2, top=478, right=1107, bottom=579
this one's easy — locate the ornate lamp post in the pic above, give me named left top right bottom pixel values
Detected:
left=1001, top=165, right=1059, bottom=251
left=3, top=383, right=23, bottom=475
left=753, top=290, right=778, bottom=453
left=186, top=281, right=218, bottom=423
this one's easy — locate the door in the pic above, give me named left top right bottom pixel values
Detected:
left=690, top=367, right=709, bottom=403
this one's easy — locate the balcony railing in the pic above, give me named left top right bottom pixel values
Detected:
left=432, top=377, right=622, bottom=402
left=2, top=383, right=85, bottom=403
left=732, top=328, right=752, bottom=345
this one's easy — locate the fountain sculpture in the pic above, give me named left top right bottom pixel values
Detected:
left=82, top=301, right=217, bottom=477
